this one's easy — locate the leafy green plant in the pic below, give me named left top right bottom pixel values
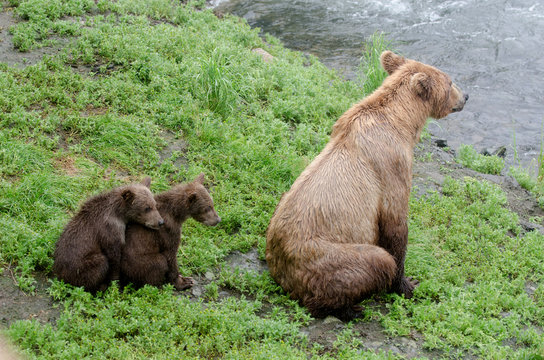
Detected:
left=358, top=32, right=392, bottom=96
left=194, top=49, right=237, bottom=118
left=457, top=144, right=505, bottom=175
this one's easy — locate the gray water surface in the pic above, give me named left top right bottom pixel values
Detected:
left=215, top=0, right=544, bottom=168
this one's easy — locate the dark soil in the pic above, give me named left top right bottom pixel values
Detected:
left=0, top=9, right=67, bottom=68
left=0, top=270, right=60, bottom=328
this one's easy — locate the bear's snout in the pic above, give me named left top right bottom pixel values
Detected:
left=145, top=216, right=164, bottom=230
left=204, top=214, right=221, bottom=227
left=451, top=84, right=468, bottom=113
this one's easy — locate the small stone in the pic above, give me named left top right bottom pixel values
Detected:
left=366, top=341, right=382, bottom=350
left=492, top=146, right=507, bottom=158
left=204, top=271, right=214, bottom=281
left=435, top=139, right=448, bottom=148
left=252, top=48, right=275, bottom=63
left=322, top=316, right=343, bottom=325
left=399, top=337, right=417, bottom=348
left=191, top=286, right=203, bottom=297
left=389, top=345, right=402, bottom=354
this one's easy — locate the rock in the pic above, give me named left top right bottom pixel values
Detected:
left=434, top=139, right=448, bottom=148
left=322, top=316, right=343, bottom=325
left=204, top=271, right=214, bottom=281
left=481, top=146, right=507, bottom=158
left=252, top=48, right=274, bottom=63
left=492, top=146, right=507, bottom=158
left=191, top=286, right=203, bottom=297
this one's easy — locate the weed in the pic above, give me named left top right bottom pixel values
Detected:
left=457, top=144, right=505, bottom=175
left=358, top=31, right=392, bottom=96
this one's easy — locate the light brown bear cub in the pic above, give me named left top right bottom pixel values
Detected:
left=53, top=178, right=163, bottom=293
left=266, top=51, right=468, bottom=321
left=120, top=173, right=221, bottom=290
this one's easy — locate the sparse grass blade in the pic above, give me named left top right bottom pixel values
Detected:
left=358, top=32, right=392, bottom=95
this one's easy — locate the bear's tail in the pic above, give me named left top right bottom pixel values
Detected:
left=297, top=241, right=397, bottom=320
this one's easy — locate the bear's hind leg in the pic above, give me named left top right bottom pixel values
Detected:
left=75, top=252, right=109, bottom=292
left=122, top=253, right=168, bottom=288
left=301, top=243, right=397, bottom=321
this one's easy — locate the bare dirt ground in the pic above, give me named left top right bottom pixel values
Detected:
left=2, top=7, right=543, bottom=359
left=0, top=8, right=67, bottom=68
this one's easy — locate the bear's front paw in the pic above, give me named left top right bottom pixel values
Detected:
left=174, top=276, right=194, bottom=291
left=399, top=276, right=419, bottom=298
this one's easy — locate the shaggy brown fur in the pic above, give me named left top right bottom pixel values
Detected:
left=53, top=178, right=163, bottom=293
left=266, top=51, right=468, bottom=320
left=120, top=173, right=221, bottom=290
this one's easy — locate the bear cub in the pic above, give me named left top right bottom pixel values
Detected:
left=121, top=173, right=221, bottom=290
left=53, top=178, right=163, bottom=292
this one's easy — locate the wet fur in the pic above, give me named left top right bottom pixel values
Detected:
left=266, top=51, right=468, bottom=320
left=120, top=174, right=221, bottom=290
left=53, top=178, right=163, bottom=293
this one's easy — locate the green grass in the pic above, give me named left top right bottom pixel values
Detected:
left=1, top=0, right=543, bottom=359
left=457, top=144, right=505, bottom=175
left=509, top=132, right=544, bottom=208
left=357, top=31, right=391, bottom=96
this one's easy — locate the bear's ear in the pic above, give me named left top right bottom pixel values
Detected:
left=380, top=51, right=406, bottom=75
left=121, top=189, right=134, bottom=203
left=410, top=72, right=432, bottom=100
left=194, top=173, right=205, bottom=184
left=141, top=176, right=152, bottom=189
left=188, top=192, right=198, bottom=204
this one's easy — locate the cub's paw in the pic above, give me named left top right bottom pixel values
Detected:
left=174, top=276, right=194, bottom=291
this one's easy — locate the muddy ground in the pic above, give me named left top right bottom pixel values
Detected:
left=1, top=7, right=543, bottom=359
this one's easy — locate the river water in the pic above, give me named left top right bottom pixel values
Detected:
left=213, top=0, right=544, bottom=169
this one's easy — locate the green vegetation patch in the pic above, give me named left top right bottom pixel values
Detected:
left=457, top=144, right=505, bottom=175
left=388, top=176, right=544, bottom=358
left=8, top=284, right=307, bottom=359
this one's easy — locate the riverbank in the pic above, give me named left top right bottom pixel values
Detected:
left=213, top=0, right=544, bottom=170
left=1, top=1, right=542, bottom=358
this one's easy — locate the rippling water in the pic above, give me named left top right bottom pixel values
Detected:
left=214, top=0, right=544, bottom=167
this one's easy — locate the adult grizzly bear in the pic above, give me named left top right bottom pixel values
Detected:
left=121, top=173, right=221, bottom=290
left=53, top=178, right=164, bottom=293
left=266, top=51, right=468, bottom=320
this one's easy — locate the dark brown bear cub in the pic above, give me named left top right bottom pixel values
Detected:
left=53, top=178, right=163, bottom=293
left=266, top=51, right=468, bottom=321
left=121, top=173, right=221, bottom=290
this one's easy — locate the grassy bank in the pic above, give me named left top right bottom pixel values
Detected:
left=1, top=0, right=543, bottom=359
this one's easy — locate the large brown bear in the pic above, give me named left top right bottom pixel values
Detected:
left=266, top=51, right=468, bottom=320
left=120, top=173, right=221, bottom=290
left=53, top=178, right=164, bottom=293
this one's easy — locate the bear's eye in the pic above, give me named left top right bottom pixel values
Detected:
left=145, top=206, right=152, bottom=213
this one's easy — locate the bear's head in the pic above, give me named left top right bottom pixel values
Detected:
left=186, top=173, right=221, bottom=227
left=380, top=51, right=468, bottom=119
left=122, top=177, right=164, bottom=230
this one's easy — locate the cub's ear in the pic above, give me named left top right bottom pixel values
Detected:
left=410, top=72, right=432, bottom=100
left=380, top=51, right=406, bottom=75
left=121, top=189, right=134, bottom=203
left=141, top=176, right=152, bottom=189
left=188, top=192, right=198, bottom=204
left=194, top=173, right=205, bottom=184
